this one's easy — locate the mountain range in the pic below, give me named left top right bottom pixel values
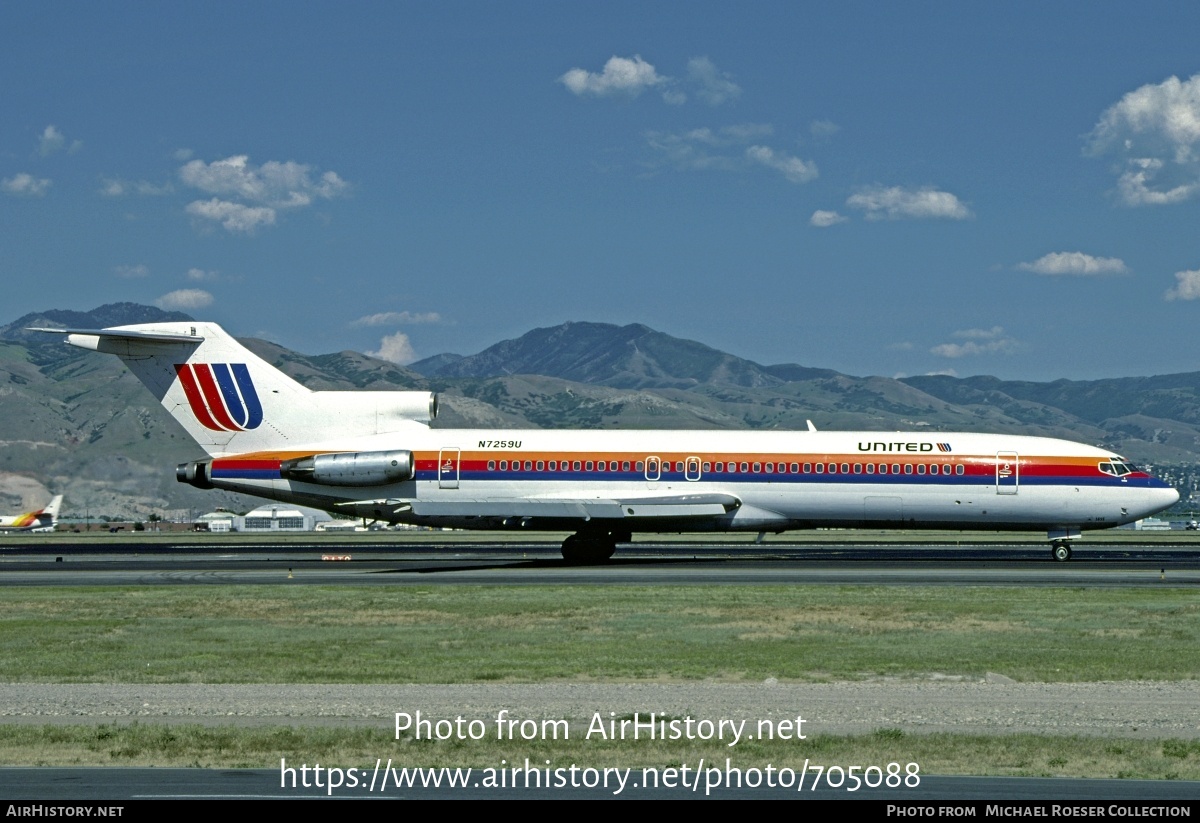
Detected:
left=1, top=304, right=1197, bottom=519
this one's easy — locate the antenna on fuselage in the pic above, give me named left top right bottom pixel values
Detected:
left=806, top=420, right=817, bottom=432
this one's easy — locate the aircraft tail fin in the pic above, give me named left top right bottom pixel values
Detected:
left=33, top=495, right=62, bottom=531
left=41, top=495, right=63, bottom=520
left=31, top=322, right=437, bottom=456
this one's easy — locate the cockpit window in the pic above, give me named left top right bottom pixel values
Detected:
left=1099, top=461, right=1139, bottom=477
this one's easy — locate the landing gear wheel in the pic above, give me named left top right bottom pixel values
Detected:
left=1051, top=541, right=1072, bottom=562
left=561, top=532, right=617, bottom=565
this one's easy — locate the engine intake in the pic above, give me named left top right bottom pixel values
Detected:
left=282, top=450, right=414, bottom=487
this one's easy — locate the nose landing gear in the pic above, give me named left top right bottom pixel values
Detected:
left=1048, top=529, right=1080, bottom=562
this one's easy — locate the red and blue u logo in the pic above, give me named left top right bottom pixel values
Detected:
left=174, top=363, right=264, bottom=432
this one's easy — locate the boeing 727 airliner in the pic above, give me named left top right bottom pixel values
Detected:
left=33, top=322, right=1179, bottom=562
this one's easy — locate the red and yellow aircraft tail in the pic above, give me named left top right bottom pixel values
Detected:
left=0, top=495, right=62, bottom=533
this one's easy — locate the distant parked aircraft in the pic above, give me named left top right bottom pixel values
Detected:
left=0, top=495, right=63, bottom=533
left=32, top=322, right=1180, bottom=562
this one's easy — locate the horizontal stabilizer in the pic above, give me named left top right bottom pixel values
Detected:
left=28, top=326, right=205, bottom=344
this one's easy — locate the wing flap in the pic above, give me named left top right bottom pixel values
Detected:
left=337, top=492, right=740, bottom=521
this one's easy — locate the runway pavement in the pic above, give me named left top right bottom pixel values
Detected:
left=0, top=539, right=1198, bottom=586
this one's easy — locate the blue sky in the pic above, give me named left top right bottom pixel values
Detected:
left=4, top=1, right=1200, bottom=381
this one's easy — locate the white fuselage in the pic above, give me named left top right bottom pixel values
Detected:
left=198, top=427, right=1179, bottom=535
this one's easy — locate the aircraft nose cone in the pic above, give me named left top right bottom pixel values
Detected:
left=1146, top=485, right=1181, bottom=516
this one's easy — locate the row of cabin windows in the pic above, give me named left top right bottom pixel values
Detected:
left=482, top=459, right=967, bottom=476
left=488, top=460, right=641, bottom=472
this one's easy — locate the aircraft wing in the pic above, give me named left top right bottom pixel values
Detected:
left=341, top=492, right=740, bottom=520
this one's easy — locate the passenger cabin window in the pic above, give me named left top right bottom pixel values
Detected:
left=488, top=461, right=495, bottom=471
left=499, top=460, right=508, bottom=471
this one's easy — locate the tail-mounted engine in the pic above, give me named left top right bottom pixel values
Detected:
left=281, top=450, right=415, bottom=487
left=177, top=460, right=213, bottom=489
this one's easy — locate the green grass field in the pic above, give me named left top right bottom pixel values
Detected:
left=2, top=580, right=1198, bottom=776
left=2, top=584, right=1198, bottom=683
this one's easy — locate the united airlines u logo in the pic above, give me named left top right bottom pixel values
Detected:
left=174, top=363, right=264, bottom=432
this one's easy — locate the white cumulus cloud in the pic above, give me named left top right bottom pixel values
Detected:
left=155, top=289, right=213, bottom=311
left=746, top=145, right=818, bottom=183
left=39, top=125, right=65, bottom=156
left=179, top=155, right=348, bottom=208
left=930, top=326, right=1017, bottom=358
left=847, top=186, right=971, bottom=220
left=37, top=125, right=80, bottom=156
left=178, top=155, right=347, bottom=234
left=810, top=210, right=847, bottom=227
left=3, top=173, right=51, bottom=197
left=559, top=55, right=666, bottom=98
left=810, top=120, right=840, bottom=139
left=368, top=331, right=418, bottom=365
left=186, top=268, right=220, bottom=282
left=1087, top=74, right=1200, bottom=206
left=352, top=311, right=442, bottom=327
left=1165, top=269, right=1200, bottom=301
left=645, top=125, right=816, bottom=184
left=1017, top=252, right=1128, bottom=276
left=687, top=57, right=741, bottom=106
left=186, top=198, right=276, bottom=233
left=99, top=177, right=173, bottom=197
left=114, top=264, right=150, bottom=279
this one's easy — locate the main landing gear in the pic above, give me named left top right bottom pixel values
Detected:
left=1051, top=540, right=1072, bottom=562
left=561, top=530, right=628, bottom=564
